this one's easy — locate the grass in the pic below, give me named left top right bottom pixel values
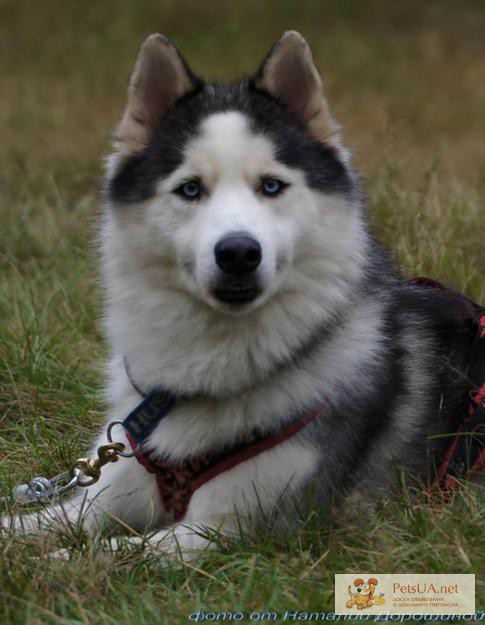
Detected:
left=0, top=1, right=484, bottom=623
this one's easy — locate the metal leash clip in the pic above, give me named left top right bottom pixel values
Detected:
left=7, top=469, right=82, bottom=505
left=2, top=423, right=130, bottom=506
left=71, top=442, right=126, bottom=487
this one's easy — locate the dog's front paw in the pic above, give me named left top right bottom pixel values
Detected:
left=46, top=547, right=72, bottom=561
left=43, top=537, right=143, bottom=562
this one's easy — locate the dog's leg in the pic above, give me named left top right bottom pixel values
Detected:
left=104, top=513, right=240, bottom=564
left=1, top=497, right=90, bottom=535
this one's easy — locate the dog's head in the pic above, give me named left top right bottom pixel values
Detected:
left=103, top=32, right=364, bottom=319
left=353, top=578, right=378, bottom=597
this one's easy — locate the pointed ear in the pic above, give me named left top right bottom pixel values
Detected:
left=254, top=31, right=339, bottom=145
left=115, top=34, right=199, bottom=153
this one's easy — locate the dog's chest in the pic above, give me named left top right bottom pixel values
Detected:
left=186, top=434, right=318, bottom=521
left=113, top=384, right=320, bottom=521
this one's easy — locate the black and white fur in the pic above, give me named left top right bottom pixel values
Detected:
left=4, top=32, right=477, bottom=560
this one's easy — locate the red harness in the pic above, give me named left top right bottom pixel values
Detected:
left=429, top=316, right=485, bottom=497
left=127, top=402, right=324, bottom=521
left=407, top=279, right=485, bottom=497
left=122, top=280, right=484, bottom=517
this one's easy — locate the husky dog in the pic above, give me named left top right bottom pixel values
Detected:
left=4, top=32, right=482, bottom=560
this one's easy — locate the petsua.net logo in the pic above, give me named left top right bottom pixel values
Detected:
left=335, top=574, right=475, bottom=616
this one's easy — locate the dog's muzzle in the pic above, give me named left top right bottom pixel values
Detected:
left=212, top=231, right=263, bottom=305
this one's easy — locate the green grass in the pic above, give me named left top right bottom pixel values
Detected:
left=0, top=1, right=484, bottom=623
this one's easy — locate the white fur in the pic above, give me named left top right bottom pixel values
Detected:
left=3, top=110, right=374, bottom=562
left=102, top=112, right=367, bottom=396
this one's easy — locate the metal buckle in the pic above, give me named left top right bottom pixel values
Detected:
left=106, top=420, right=137, bottom=457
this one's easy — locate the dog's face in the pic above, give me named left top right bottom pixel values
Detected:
left=105, top=32, right=361, bottom=317
left=353, top=578, right=378, bottom=596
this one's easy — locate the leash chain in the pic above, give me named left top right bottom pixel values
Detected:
left=1, top=426, right=130, bottom=506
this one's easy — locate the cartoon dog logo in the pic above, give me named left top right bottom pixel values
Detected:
left=346, top=578, right=380, bottom=609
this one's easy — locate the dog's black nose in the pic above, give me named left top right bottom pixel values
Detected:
left=214, top=232, right=262, bottom=275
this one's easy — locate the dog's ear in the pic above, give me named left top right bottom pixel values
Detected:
left=253, top=31, right=339, bottom=145
left=354, top=578, right=364, bottom=587
left=368, top=578, right=378, bottom=586
left=115, top=34, right=199, bottom=153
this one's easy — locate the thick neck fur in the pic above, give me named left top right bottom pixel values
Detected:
left=100, top=199, right=372, bottom=399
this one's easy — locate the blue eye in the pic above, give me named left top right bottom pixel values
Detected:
left=261, top=178, right=287, bottom=197
left=175, top=180, right=202, bottom=200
